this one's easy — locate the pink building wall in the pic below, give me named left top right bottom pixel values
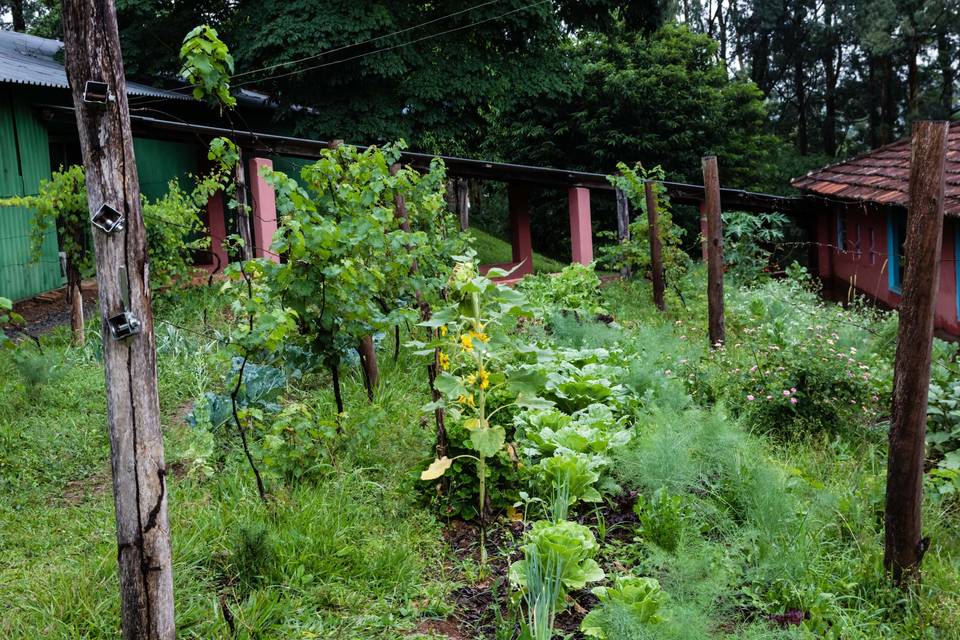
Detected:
left=814, top=206, right=960, bottom=337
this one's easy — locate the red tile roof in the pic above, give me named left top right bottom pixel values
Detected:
left=791, top=123, right=960, bottom=217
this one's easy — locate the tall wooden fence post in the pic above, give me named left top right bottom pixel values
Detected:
left=61, top=0, right=175, bottom=636
left=644, top=181, right=666, bottom=311
left=884, top=120, right=949, bottom=585
left=391, top=162, right=447, bottom=457
left=234, top=148, right=254, bottom=261
left=615, top=187, right=632, bottom=279
left=702, top=156, right=725, bottom=347
left=457, top=178, right=470, bottom=231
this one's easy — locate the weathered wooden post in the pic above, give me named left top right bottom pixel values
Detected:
left=391, top=162, right=447, bottom=456
left=234, top=147, right=254, bottom=261
left=61, top=0, right=175, bottom=636
left=456, top=178, right=470, bottom=231
left=702, top=156, right=725, bottom=347
left=644, top=181, right=666, bottom=311
left=884, top=120, right=949, bottom=585
left=615, top=187, right=632, bottom=279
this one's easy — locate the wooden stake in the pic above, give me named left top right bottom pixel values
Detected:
left=615, top=187, right=632, bottom=279
left=70, top=281, right=85, bottom=346
left=884, top=120, right=949, bottom=585
left=702, top=156, right=725, bottom=347
left=457, top=178, right=470, bottom=231
left=61, top=0, right=174, bottom=637
left=644, top=181, right=665, bottom=311
left=234, top=147, right=253, bottom=261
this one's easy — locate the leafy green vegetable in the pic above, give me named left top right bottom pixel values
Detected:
left=581, top=576, right=666, bottom=638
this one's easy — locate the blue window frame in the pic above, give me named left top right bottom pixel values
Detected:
left=887, top=210, right=906, bottom=294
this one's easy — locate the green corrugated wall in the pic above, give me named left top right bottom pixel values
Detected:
left=0, top=96, right=200, bottom=301
left=0, top=96, right=62, bottom=301
left=134, top=137, right=198, bottom=200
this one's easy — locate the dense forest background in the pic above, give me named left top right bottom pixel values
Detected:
left=2, top=0, right=957, bottom=195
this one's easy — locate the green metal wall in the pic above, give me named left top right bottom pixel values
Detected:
left=0, top=96, right=62, bottom=301
left=133, top=137, right=199, bottom=200
left=0, top=104, right=200, bottom=301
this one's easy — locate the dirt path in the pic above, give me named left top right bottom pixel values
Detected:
left=9, top=280, right=98, bottom=338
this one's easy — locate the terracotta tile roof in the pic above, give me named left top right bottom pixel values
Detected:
left=791, top=123, right=960, bottom=217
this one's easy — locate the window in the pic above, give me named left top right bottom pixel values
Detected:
left=887, top=210, right=907, bottom=293
left=836, top=213, right=846, bottom=253
left=869, top=226, right=876, bottom=265
left=855, top=223, right=862, bottom=259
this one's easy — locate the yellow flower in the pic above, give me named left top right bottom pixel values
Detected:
left=438, top=351, right=450, bottom=370
left=459, top=334, right=474, bottom=351
left=440, top=325, right=448, bottom=337
left=471, top=331, right=490, bottom=343
left=465, top=373, right=477, bottom=386
left=478, top=368, right=490, bottom=390
left=457, top=393, right=475, bottom=407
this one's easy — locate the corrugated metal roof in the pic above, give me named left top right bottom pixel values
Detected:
left=0, top=31, right=191, bottom=101
left=792, top=124, right=960, bottom=217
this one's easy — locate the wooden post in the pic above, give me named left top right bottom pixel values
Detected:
left=457, top=178, right=470, bottom=231
left=615, top=187, right=632, bottom=279
left=645, top=181, right=666, bottom=311
left=391, top=162, right=447, bottom=456
left=702, top=156, right=725, bottom=347
left=884, top=120, right=949, bottom=585
left=70, top=281, right=85, bottom=346
left=234, top=148, right=253, bottom=261
left=61, top=0, right=175, bottom=637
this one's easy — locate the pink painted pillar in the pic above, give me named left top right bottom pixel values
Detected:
left=249, top=157, right=279, bottom=262
left=206, top=191, right=228, bottom=269
left=568, top=187, right=593, bottom=265
left=508, top=183, right=533, bottom=276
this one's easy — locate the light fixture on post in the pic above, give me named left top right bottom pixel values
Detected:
left=83, top=80, right=111, bottom=106
left=106, top=266, right=141, bottom=340
left=91, top=203, right=124, bottom=234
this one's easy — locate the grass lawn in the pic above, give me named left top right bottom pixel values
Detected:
left=2, top=268, right=959, bottom=638
left=466, top=227, right=567, bottom=273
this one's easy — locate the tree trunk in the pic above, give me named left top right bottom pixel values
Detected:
left=358, top=335, right=378, bottom=400
left=792, top=2, right=808, bottom=156
left=750, top=32, right=771, bottom=96
left=10, top=0, right=26, bottom=31
left=884, top=121, right=949, bottom=586
left=868, top=55, right=881, bottom=148
left=937, top=32, right=954, bottom=118
left=820, top=0, right=839, bottom=157
left=702, top=156, right=725, bottom=348
left=906, top=40, right=921, bottom=124
left=880, top=54, right=897, bottom=145
left=61, top=0, right=175, bottom=637
left=645, top=181, right=665, bottom=312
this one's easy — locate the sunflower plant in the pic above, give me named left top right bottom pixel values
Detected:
left=417, top=254, right=549, bottom=570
